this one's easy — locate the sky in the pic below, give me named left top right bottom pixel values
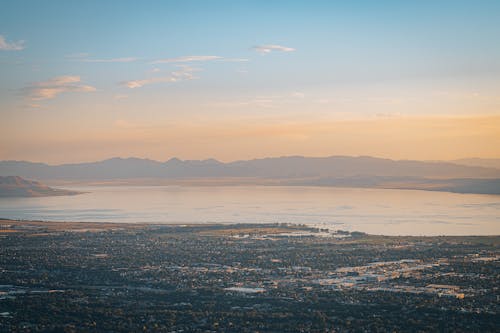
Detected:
left=1, top=0, right=500, bottom=164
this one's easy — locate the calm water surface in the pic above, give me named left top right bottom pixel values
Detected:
left=0, top=186, right=499, bottom=236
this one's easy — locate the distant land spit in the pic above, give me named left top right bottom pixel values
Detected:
left=0, top=176, right=82, bottom=197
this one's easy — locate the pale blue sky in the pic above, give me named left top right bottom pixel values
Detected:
left=1, top=1, right=500, bottom=162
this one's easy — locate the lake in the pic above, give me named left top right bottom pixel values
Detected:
left=0, top=185, right=499, bottom=236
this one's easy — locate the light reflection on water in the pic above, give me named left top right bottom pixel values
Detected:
left=0, top=185, right=499, bottom=236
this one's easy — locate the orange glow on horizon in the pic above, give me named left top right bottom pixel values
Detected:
left=1, top=114, right=499, bottom=164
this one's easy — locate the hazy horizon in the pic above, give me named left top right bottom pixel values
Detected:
left=2, top=1, right=500, bottom=164
left=2, top=153, right=500, bottom=166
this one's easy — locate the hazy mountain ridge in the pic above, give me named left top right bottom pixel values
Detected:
left=1, top=156, right=500, bottom=194
left=0, top=176, right=81, bottom=197
left=1, top=155, right=499, bottom=181
left=450, top=158, right=500, bottom=170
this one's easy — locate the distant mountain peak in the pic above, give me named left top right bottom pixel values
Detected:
left=1, top=155, right=499, bottom=182
left=202, top=158, right=221, bottom=164
left=165, top=157, right=183, bottom=164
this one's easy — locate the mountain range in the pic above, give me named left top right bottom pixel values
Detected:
left=1, top=156, right=499, bottom=194
left=450, top=158, right=500, bottom=170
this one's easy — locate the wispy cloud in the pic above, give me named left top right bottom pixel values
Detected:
left=220, top=58, right=249, bottom=62
left=211, top=92, right=307, bottom=109
left=123, top=65, right=198, bottom=89
left=26, top=103, right=42, bottom=109
left=113, top=94, right=128, bottom=100
left=375, top=112, right=402, bottom=118
left=253, top=44, right=295, bottom=54
left=26, top=76, right=96, bottom=100
left=82, top=57, right=137, bottom=63
left=0, top=35, right=25, bottom=51
left=112, top=119, right=157, bottom=130
left=66, top=53, right=137, bottom=63
left=291, top=92, right=305, bottom=99
left=314, top=98, right=330, bottom=105
left=113, top=119, right=138, bottom=129
left=152, top=55, right=223, bottom=64
left=65, top=52, right=89, bottom=58
left=124, top=76, right=177, bottom=89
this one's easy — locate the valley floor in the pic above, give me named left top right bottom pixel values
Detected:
left=0, top=220, right=499, bottom=332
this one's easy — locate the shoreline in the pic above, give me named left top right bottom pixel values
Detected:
left=39, top=179, right=500, bottom=196
left=1, top=218, right=499, bottom=239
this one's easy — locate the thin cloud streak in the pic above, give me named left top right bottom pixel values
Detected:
left=152, top=55, right=222, bottom=64
left=211, top=92, right=307, bottom=109
left=65, top=53, right=137, bottom=63
left=113, top=94, right=128, bottom=100
left=123, top=65, right=198, bottom=88
left=26, top=76, right=96, bottom=100
left=123, top=76, right=177, bottom=89
left=219, top=58, right=249, bottom=62
left=83, top=57, right=137, bottom=63
left=0, top=35, right=25, bottom=51
left=254, top=44, right=295, bottom=54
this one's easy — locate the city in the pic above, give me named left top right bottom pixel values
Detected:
left=1, top=220, right=498, bottom=332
